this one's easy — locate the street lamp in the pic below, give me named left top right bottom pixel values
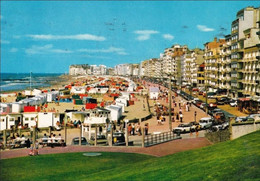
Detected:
left=194, top=111, right=197, bottom=122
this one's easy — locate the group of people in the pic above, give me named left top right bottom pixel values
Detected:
left=127, top=123, right=142, bottom=136
left=41, top=133, right=64, bottom=147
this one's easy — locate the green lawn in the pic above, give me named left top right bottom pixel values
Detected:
left=1, top=131, right=260, bottom=181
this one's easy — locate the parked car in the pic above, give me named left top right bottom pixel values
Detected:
left=230, top=100, right=237, bottom=107
left=248, top=114, right=260, bottom=120
left=200, top=103, right=209, bottom=111
left=212, top=122, right=229, bottom=131
left=208, top=108, right=222, bottom=116
left=89, top=135, right=107, bottom=145
left=217, top=98, right=226, bottom=105
left=173, top=123, right=192, bottom=133
left=71, top=137, right=89, bottom=145
left=235, top=116, right=248, bottom=123
left=195, top=100, right=203, bottom=107
left=199, top=117, right=214, bottom=129
left=192, top=98, right=200, bottom=104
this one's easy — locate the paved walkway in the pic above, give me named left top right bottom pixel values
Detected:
left=0, top=137, right=211, bottom=159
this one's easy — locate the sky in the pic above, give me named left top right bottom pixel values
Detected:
left=1, top=1, right=259, bottom=73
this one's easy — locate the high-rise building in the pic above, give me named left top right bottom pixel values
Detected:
left=230, top=6, right=260, bottom=97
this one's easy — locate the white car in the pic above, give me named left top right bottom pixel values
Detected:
left=173, top=123, right=191, bottom=133
left=199, top=117, right=214, bottom=129
left=230, top=100, right=237, bottom=107
left=212, top=122, right=229, bottom=131
left=192, top=98, right=200, bottom=104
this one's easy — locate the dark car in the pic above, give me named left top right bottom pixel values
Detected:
left=112, top=132, right=133, bottom=146
left=71, top=137, right=89, bottom=145
left=208, top=108, right=222, bottom=116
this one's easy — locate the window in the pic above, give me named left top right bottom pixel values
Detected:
left=9, top=118, right=14, bottom=121
left=1, top=119, right=5, bottom=122
left=25, top=118, right=29, bottom=121
left=31, top=117, right=35, bottom=121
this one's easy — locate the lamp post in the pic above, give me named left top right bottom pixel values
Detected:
left=194, top=111, right=197, bottom=122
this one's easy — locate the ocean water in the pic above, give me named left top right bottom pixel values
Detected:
left=0, top=73, right=63, bottom=92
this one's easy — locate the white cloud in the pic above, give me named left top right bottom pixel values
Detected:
left=162, top=34, right=174, bottom=41
left=27, top=34, right=106, bottom=41
left=78, top=46, right=127, bottom=55
left=10, top=48, right=18, bottom=53
left=81, top=55, right=112, bottom=59
left=1, top=40, right=10, bottom=44
left=197, top=25, right=215, bottom=32
left=25, top=44, right=72, bottom=54
left=134, top=30, right=159, bottom=41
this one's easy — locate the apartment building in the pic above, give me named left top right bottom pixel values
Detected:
left=197, top=63, right=205, bottom=89
left=204, top=37, right=225, bottom=92
left=69, top=64, right=89, bottom=75
left=219, top=35, right=232, bottom=95
left=183, top=48, right=204, bottom=87
left=230, top=6, right=260, bottom=97
left=114, top=64, right=132, bottom=76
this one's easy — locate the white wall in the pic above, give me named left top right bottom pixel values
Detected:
left=0, top=115, right=7, bottom=131
left=23, top=113, right=38, bottom=128
left=232, top=123, right=260, bottom=139
left=38, top=112, right=54, bottom=128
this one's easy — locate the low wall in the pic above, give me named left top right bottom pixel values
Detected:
left=205, top=129, right=231, bottom=144
left=231, top=122, right=260, bottom=139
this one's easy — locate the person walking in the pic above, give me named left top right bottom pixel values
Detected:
left=132, top=123, right=135, bottom=135
left=180, top=113, right=183, bottom=123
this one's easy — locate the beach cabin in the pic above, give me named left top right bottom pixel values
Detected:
left=121, top=92, right=130, bottom=100
left=88, top=88, right=98, bottom=94
left=65, top=111, right=88, bottom=125
left=23, top=113, right=38, bottom=128
left=115, top=96, right=128, bottom=107
left=37, top=112, right=64, bottom=128
left=47, top=91, right=59, bottom=102
left=7, top=113, right=23, bottom=129
left=149, top=87, right=160, bottom=100
left=115, top=101, right=125, bottom=113
left=32, top=89, right=42, bottom=96
left=71, top=87, right=86, bottom=94
left=105, top=105, right=122, bottom=121
left=0, top=103, right=12, bottom=114
left=12, top=102, right=25, bottom=113
left=0, top=114, right=7, bottom=130
left=24, top=90, right=32, bottom=96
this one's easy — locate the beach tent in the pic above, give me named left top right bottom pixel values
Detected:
left=149, top=87, right=160, bottom=99
left=24, top=90, right=32, bottom=96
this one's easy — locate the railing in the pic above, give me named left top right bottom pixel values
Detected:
left=144, top=131, right=179, bottom=147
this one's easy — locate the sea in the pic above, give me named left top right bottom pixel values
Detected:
left=0, top=73, right=63, bottom=92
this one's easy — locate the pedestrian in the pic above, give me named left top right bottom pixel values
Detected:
left=176, top=113, right=179, bottom=121
left=180, top=113, right=183, bottom=123
left=145, top=123, right=149, bottom=135
left=28, top=144, right=34, bottom=156
left=195, top=125, right=199, bottom=137
left=132, top=124, right=135, bottom=135
left=34, top=141, right=39, bottom=155
left=128, top=124, right=132, bottom=135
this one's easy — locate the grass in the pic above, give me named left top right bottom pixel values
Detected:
left=1, top=131, right=260, bottom=181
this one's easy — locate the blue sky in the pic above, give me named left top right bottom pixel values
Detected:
left=1, top=1, right=259, bottom=73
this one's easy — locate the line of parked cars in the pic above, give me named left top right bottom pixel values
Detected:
left=235, top=114, right=260, bottom=123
